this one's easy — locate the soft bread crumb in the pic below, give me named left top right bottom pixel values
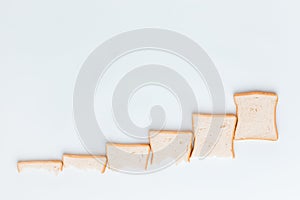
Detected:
left=234, top=92, right=278, bottom=140
left=17, top=160, right=62, bottom=175
left=191, top=114, right=237, bottom=158
left=106, top=143, right=150, bottom=173
left=149, top=130, right=193, bottom=169
left=62, top=154, right=107, bottom=173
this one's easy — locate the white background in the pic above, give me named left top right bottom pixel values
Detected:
left=0, top=0, right=299, bottom=200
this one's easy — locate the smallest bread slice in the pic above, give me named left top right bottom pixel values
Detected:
left=63, top=154, right=107, bottom=173
left=191, top=114, right=237, bottom=158
left=17, top=160, right=62, bottom=175
left=106, top=143, right=150, bottom=173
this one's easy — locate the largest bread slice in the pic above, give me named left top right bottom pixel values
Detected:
left=234, top=92, right=278, bottom=140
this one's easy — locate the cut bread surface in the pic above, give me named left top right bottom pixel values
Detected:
left=191, top=114, right=237, bottom=158
left=17, top=160, right=62, bottom=175
left=149, top=130, right=193, bottom=169
left=106, top=143, right=150, bottom=173
left=234, top=92, right=278, bottom=140
left=63, top=154, right=107, bottom=173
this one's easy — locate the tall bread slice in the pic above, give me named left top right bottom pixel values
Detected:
left=234, top=91, right=278, bottom=140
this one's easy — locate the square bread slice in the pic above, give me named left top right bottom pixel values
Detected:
left=234, top=92, right=278, bottom=140
left=17, top=160, right=62, bottom=175
left=62, top=154, right=107, bottom=173
left=106, top=143, right=150, bottom=173
left=149, top=130, right=193, bottom=168
left=191, top=114, right=237, bottom=158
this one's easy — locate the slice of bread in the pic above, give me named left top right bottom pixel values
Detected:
left=191, top=114, right=237, bottom=158
left=234, top=92, right=278, bottom=140
left=149, top=130, right=193, bottom=168
left=106, top=143, right=150, bottom=173
left=62, top=154, right=107, bottom=173
left=17, top=160, right=62, bottom=175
